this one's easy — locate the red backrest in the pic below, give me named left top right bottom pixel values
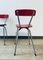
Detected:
left=15, top=9, right=36, bottom=16
left=0, top=14, right=9, bottom=18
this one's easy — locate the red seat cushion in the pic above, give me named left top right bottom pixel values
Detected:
left=16, top=24, right=32, bottom=28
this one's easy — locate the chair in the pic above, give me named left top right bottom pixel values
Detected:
left=0, top=14, right=9, bottom=45
left=14, top=9, right=36, bottom=56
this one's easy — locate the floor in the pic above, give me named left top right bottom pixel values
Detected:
left=0, top=39, right=43, bottom=60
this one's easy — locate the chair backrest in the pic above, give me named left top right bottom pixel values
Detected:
left=0, top=14, right=9, bottom=24
left=15, top=9, right=36, bottom=25
left=0, top=14, right=9, bottom=18
left=15, top=9, right=36, bottom=16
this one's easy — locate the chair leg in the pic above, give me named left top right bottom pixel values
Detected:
left=28, top=29, right=30, bottom=45
left=29, top=29, right=36, bottom=56
left=5, top=26, right=7, bottom=45
left=3, top=26, right=7, bottom=46
left=14, top=28, right=19, bottom=56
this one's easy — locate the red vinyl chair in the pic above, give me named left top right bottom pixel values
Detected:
left=14, top=9, right=36, bottom=56
left=0, top=14, right=9, bottom=45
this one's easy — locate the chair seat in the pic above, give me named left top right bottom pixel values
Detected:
left=16, top=24, right=32, bottom=28
left=0, top=24, right=6, bottom=26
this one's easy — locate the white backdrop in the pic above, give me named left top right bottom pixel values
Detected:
left=0, top=0, right=43, bottom=36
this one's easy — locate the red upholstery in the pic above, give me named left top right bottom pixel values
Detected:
left=16, top=24, right=32, bottom=28
left=0, top=14, right=9, bottom=18
left=15, top=9, right=36, bottom=16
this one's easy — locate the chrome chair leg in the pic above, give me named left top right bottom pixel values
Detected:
left=5, top=26, right=7, bottom=45
left=5, top=26, right=7, bottom=37
left=14, top=28, right=19, bottom=56
left=3, top=26, right=7, bottom=46
left=28, top=29, right=30, bottom=45
left=29, top=29, right=36, bottom=56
